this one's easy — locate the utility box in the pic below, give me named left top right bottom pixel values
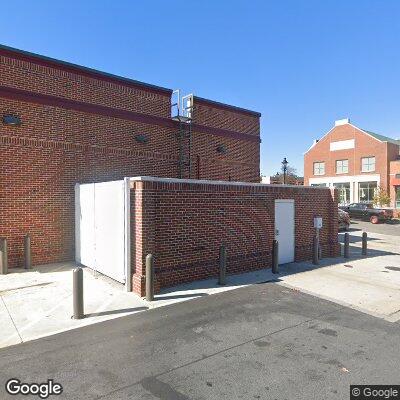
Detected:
left=314, top=217, right=323, bottom=229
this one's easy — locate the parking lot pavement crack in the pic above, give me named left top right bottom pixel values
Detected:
left=94, top=306, right=345, bottom=399
left=1, top=295, right=23, bottom=343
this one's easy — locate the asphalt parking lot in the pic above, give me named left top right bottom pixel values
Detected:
left=1, top=280, right=400, bottom=400
left=1, top=219, right=399, bottom=350
left=348, top=218, right=400, bottom=236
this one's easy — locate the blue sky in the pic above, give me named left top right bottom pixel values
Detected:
left=1, top=0, right=400, bottom=176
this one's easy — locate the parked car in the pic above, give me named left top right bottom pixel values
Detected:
left=339, top=203, right=393, bottom=224
left=338, top=208, right=350, bottom=231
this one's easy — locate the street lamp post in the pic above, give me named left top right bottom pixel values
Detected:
left=282, top=157, right=288, bottom=184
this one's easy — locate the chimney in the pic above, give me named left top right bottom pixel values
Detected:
left=335, top=118, right=350, bottom=126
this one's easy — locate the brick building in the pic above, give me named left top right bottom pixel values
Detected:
left=76, top=177, right=339, bottom=296
left=1, top=45, right=340, bottom=292
left=304, top=119, right=400, bottom=210
left=0, top=44, right=261, bottom=268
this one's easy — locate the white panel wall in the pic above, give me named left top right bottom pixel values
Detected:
left=75, top=180, right=127, bottom=284
left=94, top=181, right=126, bottom=283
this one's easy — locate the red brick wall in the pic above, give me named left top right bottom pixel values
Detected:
left=304, top=123, right=400, bottom=206
left=0, top=49, right=260, bottom=268
left=183, top=99, right=260, bottom=182
left=130, top=179, right=339, bottom=296
left=0, top=53, right=172, bottom=117
left=390, top=160, right=400, bottom=212
left=304, top=124, right=390, bottom=187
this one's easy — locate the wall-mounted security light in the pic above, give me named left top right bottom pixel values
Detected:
left=216, top=144, right=227, bottom=154
left=135, top=134, right=148, bottom=144
left=2, top=115, right=21, bottom=126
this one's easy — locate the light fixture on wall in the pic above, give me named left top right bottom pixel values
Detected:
left=135, top=134, right=148, bottom=144
left=216, top=144, right=227, bottom=154
left=2, top=114, right=21, bottom=126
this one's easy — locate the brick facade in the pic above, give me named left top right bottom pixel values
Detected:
left=130, top=178, right=340, bottom=296
left=304, top=120, right=400, bottom=209
left=390, top=160, right=400, bottom=214
left=0, top=46, right=260, bottom=268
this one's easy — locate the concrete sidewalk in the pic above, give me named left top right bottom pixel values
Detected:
left=152, top=229, right=400, bottom=322
left=1, top=229, right=399, bottom=349
left=277, top=230, right=400, bottom=322
left=0, top=264, right=148, bottom=348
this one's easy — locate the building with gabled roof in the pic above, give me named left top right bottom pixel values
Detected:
left=304, top=118, right=400, bottom=211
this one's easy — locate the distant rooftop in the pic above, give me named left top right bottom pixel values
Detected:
left=361, top=129, right=400, bottom=146
left=335, top=118, right=400, bottom=146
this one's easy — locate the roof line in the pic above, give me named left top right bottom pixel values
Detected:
left=304, top=125, right=336, bottom=154
left=193, top=96, right=261, bottom=117
left=358, top=126, right=400, bottom=146
left=304, top=122, right=400, bottom=154
left=0, top=44, right=263, bottom=119
left=129, top=176, right=324, bottom=189
left=348, top=123, right=383, bottom=144
left=0, top=44, right=172, bottom=95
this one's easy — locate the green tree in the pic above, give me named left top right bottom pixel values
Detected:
left=373, top=186, right=391, bottom=207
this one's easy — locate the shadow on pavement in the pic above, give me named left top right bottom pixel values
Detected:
left=338, top=232, right=380, bottom=243
left=85, top=306, right=149, bottom=318
left=275, top=244, right=399, bottom=280
left=155, top=293, right=209, bottom=301
left=158, top=242, right=399, bottom=296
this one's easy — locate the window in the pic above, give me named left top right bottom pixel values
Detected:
left=359, top=181, right=377, bottom=203
left=311, top=183, right=327, bottom=187
left=396, top=187, right=400, bottom=209
left=333, top=182, right=350, bottom=205
left=361, top=157, right=375, bottom=172
left=313, top=162, right=325, bottom=176
left=336, top=159, right=349, bottom=174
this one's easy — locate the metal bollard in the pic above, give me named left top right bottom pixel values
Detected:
left=0, top=238, right=8, bottom=275
left=72, top=267, right=84, bottom=319
left=344, top=233, right=350, bottom=258
left=272, top=239, right=279, bottom=274
left=362, top=232, right=367, bottom=255
left=312, top=235, right=319, bottom=265
left=218, top=244, right=227, bottom=285
left=24, top=234, right=31, bottom=269
left=146, top=254, right=154, bottom=301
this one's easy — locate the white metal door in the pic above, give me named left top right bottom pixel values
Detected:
left=94, top=181, right=126, bottom=283
left=274, top=200, right=295, bottom=264
left=75, top=180, right=126, bottom=283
